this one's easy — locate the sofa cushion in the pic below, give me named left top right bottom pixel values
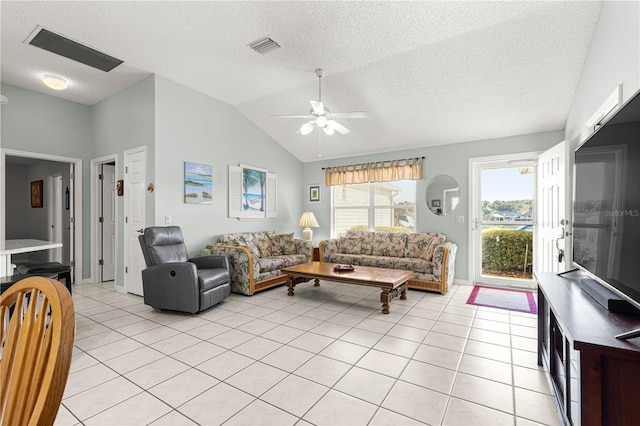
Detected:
left=341, top=236, right=362, bottom=255
left=271, top=233, right=295, bottom=255
left=394, top=257, right=434, bottom=274
left=356, top=255, right=396, bottom=269
left=345, top=230, right=375, bottom=254
left=327, top=253, right=362, bottom=265
left=253, top=232, right=274, bottom=257
left=257, top=256, right=287, bottom=273
left=405, top=232, right=445, bottom=261
left=219, top=233, right=261, bottom=258
left=371, top=232, right=407, bottom=257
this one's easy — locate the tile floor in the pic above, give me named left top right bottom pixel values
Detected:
left=55, top=281, right=560, bottom=425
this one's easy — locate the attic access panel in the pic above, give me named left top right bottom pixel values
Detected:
left=28, top=28, right=123, bottom=72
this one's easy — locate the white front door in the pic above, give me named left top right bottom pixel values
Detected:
left=536, top=141, right=567, bottom=273
left=124, top=147, right=146, bottom=296
left=101, top=164, right=116, bottom=281
left=470, top=153, right=538, bottom=289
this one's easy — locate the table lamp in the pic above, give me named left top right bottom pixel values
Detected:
left=298, top=211, right=319, bottom=241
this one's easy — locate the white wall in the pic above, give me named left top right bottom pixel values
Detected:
left=154, top=76, right=304, bottom=256
left=565, top=1, right=640, bottom=149
left=0, top=82, right=92, bottom=272
left=302, top=130, right=564, bottom=283
left=90, top=76, right=156, bottom=287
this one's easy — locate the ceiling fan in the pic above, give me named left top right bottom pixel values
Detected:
left=271, top=69, right=367, bottom=135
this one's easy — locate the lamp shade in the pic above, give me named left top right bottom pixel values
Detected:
left=298, top=211, right=319, bottom=228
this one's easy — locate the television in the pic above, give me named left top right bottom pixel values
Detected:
left=572, top=89, right=640, bottom=338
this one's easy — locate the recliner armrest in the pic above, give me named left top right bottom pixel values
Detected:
left=189, top=255, right=230, bottom=272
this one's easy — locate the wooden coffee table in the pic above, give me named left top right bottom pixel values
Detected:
left=282, top=262, right=413, bottom=314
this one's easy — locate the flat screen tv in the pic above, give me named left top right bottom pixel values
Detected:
left=572, top=89, right=640, bottom=338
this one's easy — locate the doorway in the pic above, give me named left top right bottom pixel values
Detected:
left=47, top=172, right=63, bottom=263
left=470, top=153, right=538, bottom=289
left=91, top=155, right=117, bottom=284
left=1, top=148, right=82, bottom=283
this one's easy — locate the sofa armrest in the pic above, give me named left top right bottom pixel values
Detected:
left=294, top=239, right=313, bottom=262
left=318, top=239, right=340, bottom=262
left=189, top=255, right=230, bottom=272
left=432, top=242, right=457, bottom=288
left=142, top=262, right=199, bottom=313
left=207, top=244, right=257, bottom=294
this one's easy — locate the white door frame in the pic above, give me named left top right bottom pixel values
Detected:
left=47, top=172, right=63, bottom=263
left=1, top=148, right=82, bottom=282
left=91, top=154, right=118, bottom=285
left=468, top=151, right=541, bottom=288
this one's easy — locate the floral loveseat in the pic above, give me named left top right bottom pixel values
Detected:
left=319, top=230, right=457, bottom=294
left=206, top=231, right=312, bottom=295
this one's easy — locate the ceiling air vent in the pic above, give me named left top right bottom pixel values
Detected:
left=248, top=36, right=281, bottom=55
left=26, top=27, right=123, bottom=72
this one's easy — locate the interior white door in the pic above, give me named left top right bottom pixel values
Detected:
left=48, top=174, right=63, bottom=263
left=536, top=141, right=567, bottom=273
left=124, top=147, right=146, bottom=296
left=101, top=164, right=116, bottom=281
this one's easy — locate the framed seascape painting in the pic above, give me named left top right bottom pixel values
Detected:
left=309, top=184, right=320, bottom=203
left=242, top=166, right=267, bottom=218
left=184, top=162, right=212, bottom=204
left=228, top=164, right=277, bottom=219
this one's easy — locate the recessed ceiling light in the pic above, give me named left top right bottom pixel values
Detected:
left=42, top=74, right=67, bottom=90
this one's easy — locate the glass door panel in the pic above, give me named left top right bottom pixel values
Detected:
left=476, top=165, right=535, bottom=287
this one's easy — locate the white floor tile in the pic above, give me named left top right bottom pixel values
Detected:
left=60, top=282, right=560, bottom=426
left=148, top=368, right=219, bottom=408
left=303, top=389, right=378, bottom=425
left=83, top=391, right=172, bottom=425
left=226, top=361, right=288, bottom=396
left=334, top=367, right=396, bottom=405
left=293, top=355, right=351, bottom=387
left=261, top=374, right=329, bottom=417
left=178, top=382, right=254, bottom=425
left=224, top=399, right=298, bottom=425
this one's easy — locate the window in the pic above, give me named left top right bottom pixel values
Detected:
left=332, top=180, right=416, bottom=237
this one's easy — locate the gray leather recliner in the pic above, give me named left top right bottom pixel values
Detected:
left=138, top=226, right=231, bottom=313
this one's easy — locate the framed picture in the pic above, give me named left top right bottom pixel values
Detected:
left=184, top=161, right=213, bottom=204
left=30, top=180, right=43, bottom=208
left=228, top=164, right=277, bottom=219
left=309, top=184, right=320, bottom=203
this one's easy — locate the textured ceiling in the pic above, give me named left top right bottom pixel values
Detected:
left=1, top=1, right=603, bottom=162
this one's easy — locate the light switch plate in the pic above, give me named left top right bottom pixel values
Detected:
left=456, top=215, right=465, bottom=223
left=165, top=215, right=172, bottom=224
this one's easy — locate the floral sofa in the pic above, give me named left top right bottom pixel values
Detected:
left=206, top=231, right=312, bottom=295
left=319, top=230, right=457, bottom=294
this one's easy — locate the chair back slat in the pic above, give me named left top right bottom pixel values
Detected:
left=0, top=277, right=75, bottom=426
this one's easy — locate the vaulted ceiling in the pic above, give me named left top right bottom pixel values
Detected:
left=1, top=1, right=602, bottom=162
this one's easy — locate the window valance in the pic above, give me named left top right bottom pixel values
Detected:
left=324, top=157, right=424, bottom=186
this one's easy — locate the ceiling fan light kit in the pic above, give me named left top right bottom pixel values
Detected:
left=272, top=68, right=367, bottom=136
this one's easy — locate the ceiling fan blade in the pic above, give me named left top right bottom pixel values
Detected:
left=310, top=100, right=324, bottom=115
left=329, top=111, right=368, bottom=119
left=271, top=114, right=314, bottom=119
left=328, top=119, right=350, bottom=135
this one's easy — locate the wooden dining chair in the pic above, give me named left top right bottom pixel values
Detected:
left=0, top=276, right=75, bottom=426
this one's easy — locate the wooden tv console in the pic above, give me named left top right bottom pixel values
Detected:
left=536, top=271, right=640, bottom=426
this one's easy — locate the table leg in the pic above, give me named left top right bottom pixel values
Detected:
left=380, top=289, right=391, bottom=314
left=400, top=283, right=407, bottom=300
left=287, top=275, right=296, bottom=296
left=314, top=279, right=320, bottom=287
